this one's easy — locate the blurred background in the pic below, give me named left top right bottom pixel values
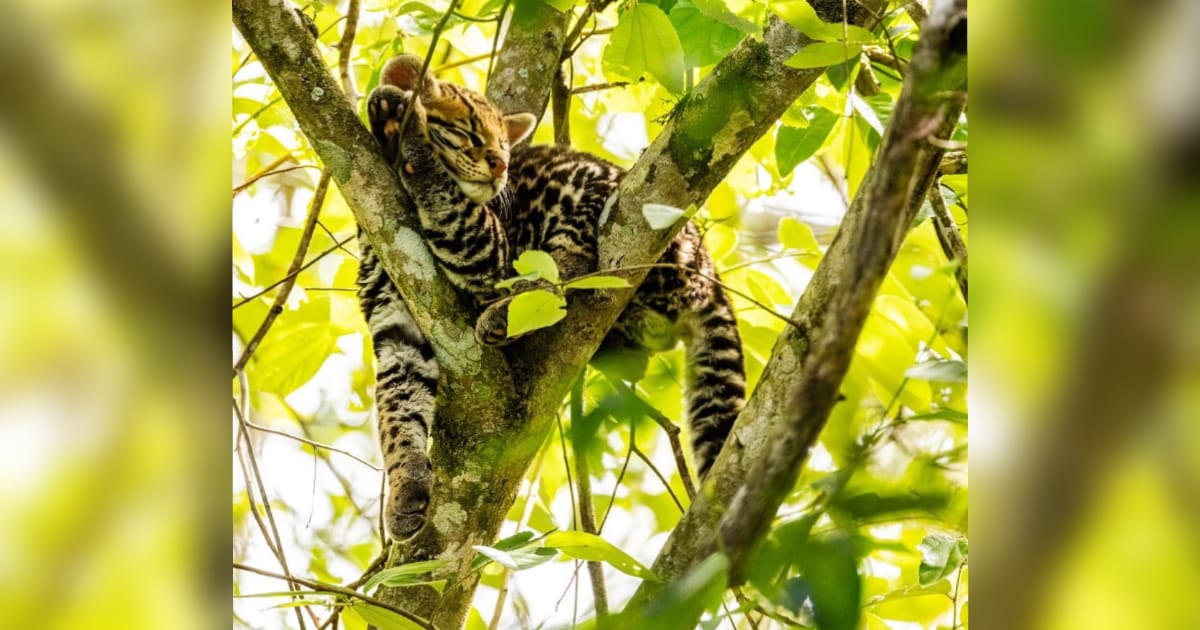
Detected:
left=0, top=0, right=1197, bottom=628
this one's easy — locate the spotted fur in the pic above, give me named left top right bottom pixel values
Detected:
left=358, top=55, right=745, bottom=540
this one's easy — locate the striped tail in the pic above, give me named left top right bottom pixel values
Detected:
left=357, top=235, right=438, bottom=539
left=682, top=281, right=746, bottom=479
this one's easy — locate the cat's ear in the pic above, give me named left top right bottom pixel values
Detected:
left=380, top=54, right=442, bottom=99
left=503, top=113, right=537, bottom=145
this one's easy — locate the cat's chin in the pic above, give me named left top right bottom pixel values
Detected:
left=455, top=176, right=505, bottom=204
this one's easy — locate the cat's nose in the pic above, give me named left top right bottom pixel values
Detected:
left=486, top=155, right=506, bottom=179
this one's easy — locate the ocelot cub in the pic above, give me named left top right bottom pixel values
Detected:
left=357, top=54, right=746, bottom=540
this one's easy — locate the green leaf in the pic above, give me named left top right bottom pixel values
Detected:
left=541, top=531, right=658, bottom=581
left=472, top=545, right=519, bottom=570
left=642, top=202, right=697, bottom=229
left=799, top=536, right=861, bottom=630
left=775, top=108, right=839, bottom=174
left=691, top=0, right=767, bottom=36
left=506, top=290, right=567, bottom=337
left=705, top=222, right=738, bottom=264
left=361, top=559, right=449, bottom=593
left=541, top=0, right=576, bottom=10
left=603, top=4, right=686, bottom=93
left=614, top=552, right=728, bottom=629
left=344, top=601, right=427, bottom=630
left=564, top=275, right=632, bottom=290
left=777, top=216, right=821, bottom=253
left=905, top=359, right=968, bottom=383
left=669, top=0, right=746, bottom=67
left=512, top=250, right=560, bottom=284
left=254, top=322, right=337, bottom=395
left=770, top=0, right=876, bottom=42
left=917, top=534, right=968, bottom=585
left=784, top=42, right=865, bottom=69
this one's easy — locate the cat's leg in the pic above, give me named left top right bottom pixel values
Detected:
left=357, top=239, right=437, bottom=539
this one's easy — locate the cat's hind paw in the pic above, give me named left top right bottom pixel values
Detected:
left=385, top=453, right=433, bottom=540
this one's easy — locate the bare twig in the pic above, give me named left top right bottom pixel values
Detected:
left=234, top=396, right=310, bottom=629
left=232, top=164, right=322, bottom=196
left=939, top=150, right=967, bottom=175
left=399, top=0, right=460, bottom=139
left=233, top=170, right=331, bottom=374
left=927, top=183, right=968, bottom=301
left=232, top=233, right=354, bottom=309
left=336, top=0, right=361, bottom=107
left=233, top=153, right=294, bottom=193
left=598, top=422, right=635, bottom=533
left=609, top=380, right=696, bottom=500
left=232, top=562, right=437, bottom=630
left=570, top=376, right=609, bottom=619
left=631, top=443, right=685, bottom=513
left=245, top=420, right=381, bottom=471
left=485, top=0, right=510, bottom=82
left=570, top=81, right=630, bottom=95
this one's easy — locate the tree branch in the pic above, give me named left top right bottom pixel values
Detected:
left=632, top=0, right=968, bottom=606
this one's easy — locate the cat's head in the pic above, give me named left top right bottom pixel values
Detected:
left=380, top=54, right=537, bottom=204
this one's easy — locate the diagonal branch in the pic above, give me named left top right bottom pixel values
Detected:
left=633, top=0, right=968, bottom=606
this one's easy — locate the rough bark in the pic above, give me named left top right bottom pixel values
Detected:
left=232, top=0, right=898, bottom=626
left=632, top=0, right=968, bottom=606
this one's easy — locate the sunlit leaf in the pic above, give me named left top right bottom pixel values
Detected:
left=777, top=216, right=821, bottom=253
left=472, top=545, right=519, bottom=570
left=917, top=534, right=967, bottom=585
left=255, top=322, right=337, bottom=395
left=603, top=4, right=686, bottom=93
left=541, top=531, right=658, bottom=581
left=361, top=559, right=449, bottom=593
left=905, top=359, right=967, bottom=383
left=344, top=601, right=427, bottom=630
left=770, top=0, right=876, bottom=43
left=564, top=275, right=632, bottom=290
left=670, top=0, right=745, bottom=68
left=506, top=290, right=566, bottom=336
left=775, top=107, right=839, bottom=175
left=642, top=202, right=697, bottom=229
left=512, top=250, right=561, bottom=284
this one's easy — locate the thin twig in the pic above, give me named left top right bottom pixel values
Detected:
left=487, top=443, right=549, bottom=630
left=232, top=234, right=355, bottom=309
left=570, top=376, right=609, bottom=618
left=234, top=397, right=310, bottom=630
left=232, top=164, right=322, bottom=196
left=233, top=153, right=294, bottom=194
left=336, top=0, right=361, bottom=107
left=609, top=380, right=696, bottom=500
left=233, top=170, right=331, bottom=374
left=598, top=421, right=635, bottom=533
left=926, top=183, right=968, bottom=302
left=570, top=81, right=629, bottom=95
left=245, top=420, right=381, bottom=471
left=399, top=0, right=460, bottom=138
left=232, top=562, right=437, bottom=630
left=435, top=52, right=492, bottom=74
left=485, top=0, right=510, bottom=82
left=631, top=443, right=684, bottom=513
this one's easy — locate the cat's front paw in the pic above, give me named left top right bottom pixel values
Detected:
left=385, top=452, right=433, bottom=540
left=475, top=299, right=515, bottom=347
left=367, top=85, right=416, bottom=165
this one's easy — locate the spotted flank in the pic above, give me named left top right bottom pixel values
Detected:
left=358, top=55, right=746, bottom=540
